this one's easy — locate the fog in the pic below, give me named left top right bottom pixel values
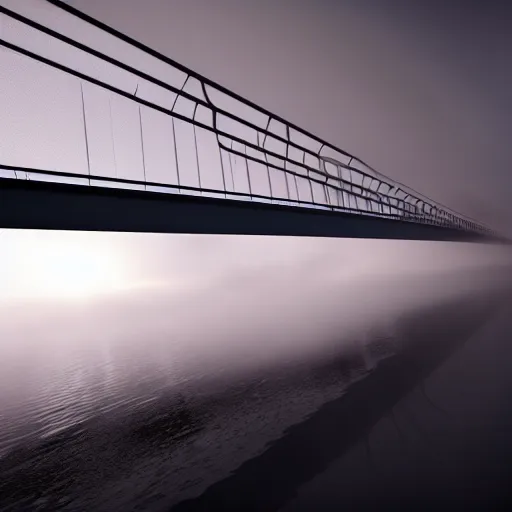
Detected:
left=1, top=231, right=511, bottom=402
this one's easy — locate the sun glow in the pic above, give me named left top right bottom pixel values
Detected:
left=1, top=230, right=131, bottom=300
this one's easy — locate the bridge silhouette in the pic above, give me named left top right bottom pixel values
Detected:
left=0, top=0, right=503, bottom=242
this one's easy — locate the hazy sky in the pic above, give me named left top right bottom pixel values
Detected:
left=44, top=0, right=511, bottom=234
left=2, top=0, right=511, bottom=229
left=1, top=0, right=511, bottom=368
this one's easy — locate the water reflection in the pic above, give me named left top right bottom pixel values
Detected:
left=0, top=270, right=413, bottom=512
left=0, top=245, right=511, bottom=510
left=172, top=292, right=505, bottom=512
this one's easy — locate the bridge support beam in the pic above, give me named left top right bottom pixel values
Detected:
left=0, top=178, right=497, bottom=242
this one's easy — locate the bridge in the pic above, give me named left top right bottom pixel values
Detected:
left=0, top=0, right=503, bottom=243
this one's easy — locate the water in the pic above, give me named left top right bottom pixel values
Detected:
left=281, top=297, right=512, bottom=511
left=0, top=319, right=396, bottom=511
left=0, top=266, right=510, bottom=511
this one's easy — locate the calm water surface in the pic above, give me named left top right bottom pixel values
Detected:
left=0, top=268, right=510, bottom=511
left=0, top=318, right=395, bottom=511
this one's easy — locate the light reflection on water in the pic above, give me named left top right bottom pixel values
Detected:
left=0, top=312, right=395, bottom=511
left=0, top=326, right=390, bottom=457
left=0, top=265, right=510, bottom=511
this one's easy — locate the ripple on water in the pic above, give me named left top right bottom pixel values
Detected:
left=0, top=320, right=400, bottom=511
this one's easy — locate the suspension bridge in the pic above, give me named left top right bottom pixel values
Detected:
left=0, top=0, right=504, bottom=242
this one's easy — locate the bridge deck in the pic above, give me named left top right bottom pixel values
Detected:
left=0, top=177, right=498, bottom=243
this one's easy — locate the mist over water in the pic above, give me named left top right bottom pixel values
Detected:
left=1, top=235, right=510, bottom=388
left=0, top=232, right=511, bottom=510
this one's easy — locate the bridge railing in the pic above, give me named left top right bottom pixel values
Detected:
left=0, top=0, right=493, bottom=236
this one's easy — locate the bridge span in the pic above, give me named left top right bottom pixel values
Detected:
left=0, top=1, right=504, bottom=243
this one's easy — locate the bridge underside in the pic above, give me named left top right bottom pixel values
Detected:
left=0, top=178, right=495, bottom=242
